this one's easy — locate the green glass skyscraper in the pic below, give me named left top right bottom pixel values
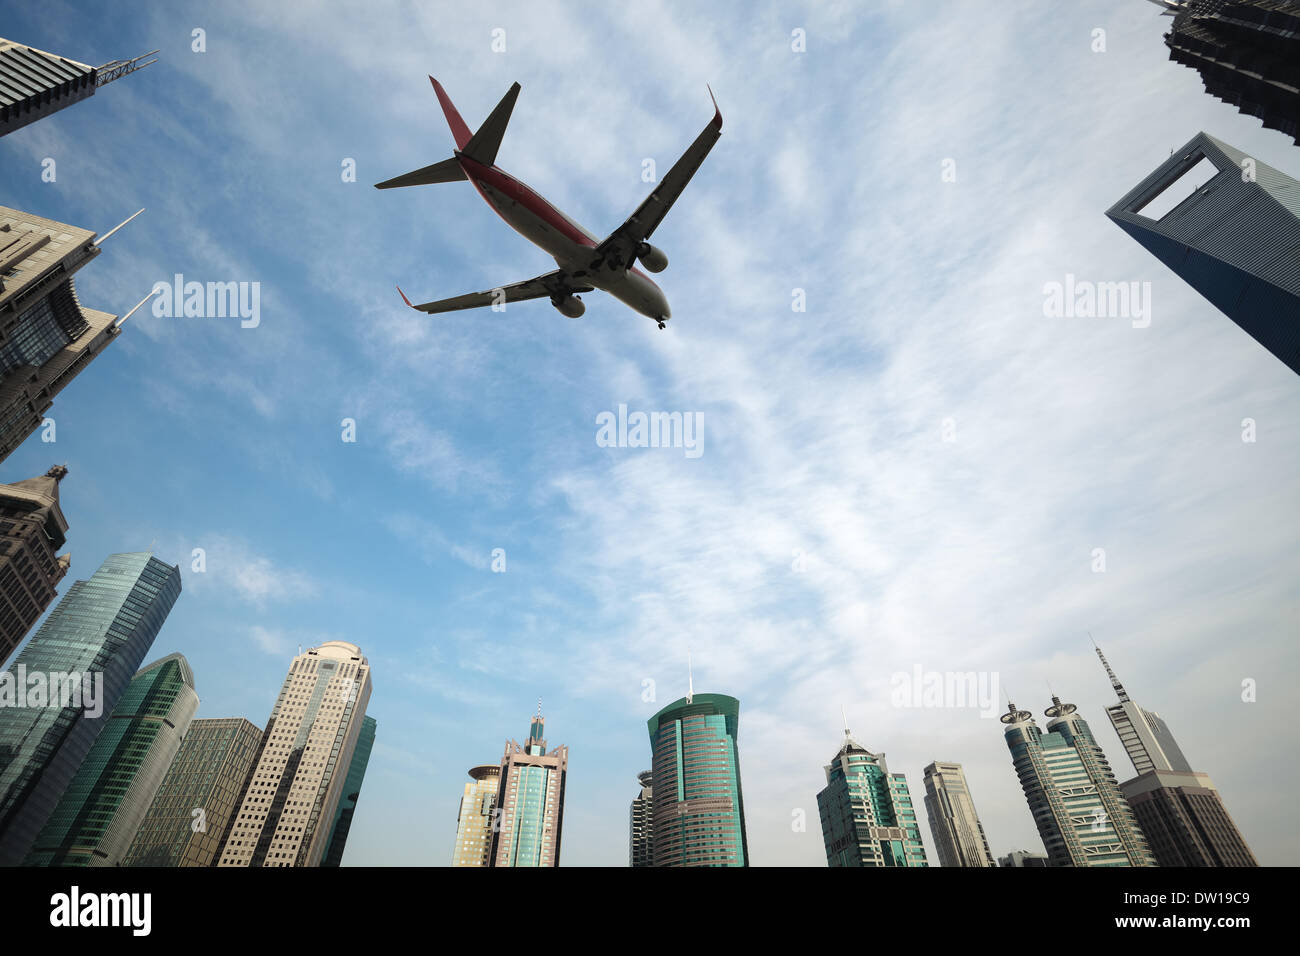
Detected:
left=25, top=653, right=198, bottom=866
left=321, top=714, right=376, bottom=867
left=816, top=726, right=928, bottom=867
left=0, top=552, right=182, bottom=865
left=647, top=692, right=748, bottom=867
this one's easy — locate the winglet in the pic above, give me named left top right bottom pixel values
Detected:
left=707, top=84, right=722, bottom=131
left=396, top=285, right=417, bottom=309
left=429, top=76, right=473, bottom=149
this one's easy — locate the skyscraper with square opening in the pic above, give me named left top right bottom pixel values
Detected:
left=490, top=709, right=567, bottom=867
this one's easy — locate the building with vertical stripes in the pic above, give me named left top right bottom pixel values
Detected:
left=817, top=726, right=927, bottom=867
left=922, top=761, right=995, bottom=867
left=452, top=764, right=500, bottom=867
left=490, top=709, right=567, bottom=867
left=0, top=37, right=155, bottom=137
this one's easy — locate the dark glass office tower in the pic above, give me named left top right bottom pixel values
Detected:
left=123, top=717, right=263, bottom=867
left=25, top=653, right=198, bottom=866
left=1106, top=131, right=1300, bottom=376
left=0, top=552, right=182, bottom=865
left=0, top=37, right=155, bottom=137
left=1153, top=0, right=1300, bottom=146
left=0, top=465, right=70, bottom=666
left=647, top=693, right=748, bottom=867
left=321, top=714, right=376, bottom=867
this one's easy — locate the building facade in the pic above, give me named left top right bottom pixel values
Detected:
left=629, top=769, right=654, bottom=867
left=321, top=714, right=376, bottom=867
left=1106, top=132, right=1300, bottom=377
left=217, top=641, right=372, bottom=868
left=0, top=37, right=155, bottom=137
left=0, top=465, right=70, bottom=666
left=122, top=717, right=263, bottom=867
left=817, top=728, right=928, bottom=867
left=922, top=761, right=995, bottom=867
left=0, top=552, right=181, bottom=865
left=490, top=710, right=567, bottom=867
left=452, top=764, right=500, bottom=867
left=25, top=653, right=198, bottom=866
left=999, top=849, right=1050, bottom=867
left=648, top=693, right=748, bottom=867
left=1001, top=698, right=1156, bottom=867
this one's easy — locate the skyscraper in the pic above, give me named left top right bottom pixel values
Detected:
left=0, top=206, right=150, bottom=464
left=648, top=693, right=748, bottom=867
left=490, top=708, right=567, bottom=867
left=1096, top=644, right=1257, bottom=867
left=1149, top=1, right=1300, bottom=146
left=817, top=726, right=928, bottom=867
left=1106, top=132, right=1300, bottom=377
left=452, top=764, right=500, bottom=867
left=0, top=552, right=181, bottom=865
left=0, top=465, right=70, bottom=666
left=123, top=717, right=263, bottom=867
left=217, top=640, right=373, bottom=868
left=0, top=37, right=156, bottom=137
left=24, top=653, right=198, bottom=866
left=922, top=761, right=995, bottom=867
left=629, top=769, right=654, bottom=867
left=998, top=849, right=1049, bottom=867
left=321, top=714, right=376, bottom=867
left=1000, top=697, right=1156, bottom=867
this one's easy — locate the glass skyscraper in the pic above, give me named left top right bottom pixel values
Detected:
left=0, top=552, right=182, bottom=865
left=817, top=727, right=927, bottom=867
left=1001, top=697, right=1156, bottom=867
left=321, top=714, right=376, bottom=867
left=25, top=652, right=198, bottom=866
left=490, top=710, right=567, bottom=867
left=647, top=693, right=748, bottom=867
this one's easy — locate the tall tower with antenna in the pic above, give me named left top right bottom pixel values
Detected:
left=1094, top=641, right=1192, bottom=775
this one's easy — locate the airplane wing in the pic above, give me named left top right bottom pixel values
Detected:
left=592, top=87, right=722, bottom=269
left=397, top=268, right=594, bottom=314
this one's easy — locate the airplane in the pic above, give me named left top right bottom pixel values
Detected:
left=376, top=77, right=722, bottom=329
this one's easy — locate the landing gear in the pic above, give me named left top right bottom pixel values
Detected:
left=657, top=320, right=666, bottom=330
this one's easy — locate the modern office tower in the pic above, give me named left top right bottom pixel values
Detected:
left=648, top=693, right=748, bottom=867
left=0, top=552, right=181, bottom=866
left=0, top=207, right=153, bottom=464
left=816, top=726, right=928, bottom=868
left=217, top=641, right=372, bottom=868
left=0, top=38, right=156, bottom=136
left=452, top=764, right=501, bottom=867
left=122, top=717, right=263, bottom=867
left=321, top=714, right=376, bottom=867
left=490, top=708, right=568, bottom=867
left=999, top=849, right=1050, bottom=868
left=24, top=653, right=198, bottom=866
left=0, top=465, right=70, bottom=666
left=1106, top=132, right=1300, bottom=377
left=629, top=769, right=654, bottom=867
left=1148, top=1, right=1300, bottom=146
left=1096, top=644, right=1257, bottom=866
left=1001, top=698, right=1156, bottom=867
left=922, top=761, right=995, bottom=867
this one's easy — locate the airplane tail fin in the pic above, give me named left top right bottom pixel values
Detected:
left=460, top=82, right=520, bottom=166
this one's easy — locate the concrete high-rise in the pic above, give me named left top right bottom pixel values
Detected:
left=452, top=764, right=500, bottom=867
left=1096, top=644, right=1257, bottom=867
left=1106, top=132, right=1300, bottom=377
left=0, top=465, right=70, bottom=666
left=648, top=693, right=748, bottom=867
left=1001, top=697, right=1156, bottom=867
left=321, top=714, right=376, bottom=867
left=25, top=653, right=198, bottom=866
left=0, top=38, right=156, bottom=136
left=1148, top=1, right=1300, bottom=146
left=0, top=207, right=149, bottom=464
left=217, top=641, right=372, bottom=868
left=0, top=552, right=181, bottom=865
left=629, top=769, right=654, bottom=867
left=123, top=717, right=263, bottom=867
left=922, top=761, right=995, bottom=867
left=999, top=849, right=1049, bottom=867
left=817, top=726, right=928, bottom=867
left=490, top=708, right=567, bottom=867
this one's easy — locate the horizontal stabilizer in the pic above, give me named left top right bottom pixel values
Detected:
left=461, top=82, right=520, bottom=167
left=374, top=156, right=467, bottom=189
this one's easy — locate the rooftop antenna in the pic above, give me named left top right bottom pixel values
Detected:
left=1092, top=635, right=1130, bottom=703
left=841, top=704, right=850, bottom=737
left=115, top=288, right=159, bottom=328
left=536, top=697, right=542, bottom=719
left=94, top=208, right=145, bottom=246
left=687, top=650, right=694, bottom=704
left=95, top=50, right=159, bottom=87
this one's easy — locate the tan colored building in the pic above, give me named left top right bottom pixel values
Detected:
left=0, top=465, right=70, bottom=666
left=452, top=764, right=500, bottom=867
left=217, top=641, right=372, bottom=868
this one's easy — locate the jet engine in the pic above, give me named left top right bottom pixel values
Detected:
left=554, top=294, right=585, bottom=317
left=635, top=242, right=668, bottom=273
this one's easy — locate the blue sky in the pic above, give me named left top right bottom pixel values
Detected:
left=1, top=0, right=1297, bottom=866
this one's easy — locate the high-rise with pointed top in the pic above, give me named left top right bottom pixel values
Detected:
left=489, top=707, right=568, bottom=867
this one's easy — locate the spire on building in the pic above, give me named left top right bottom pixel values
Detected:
left=1094, top=641, right=1131, bottom=702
